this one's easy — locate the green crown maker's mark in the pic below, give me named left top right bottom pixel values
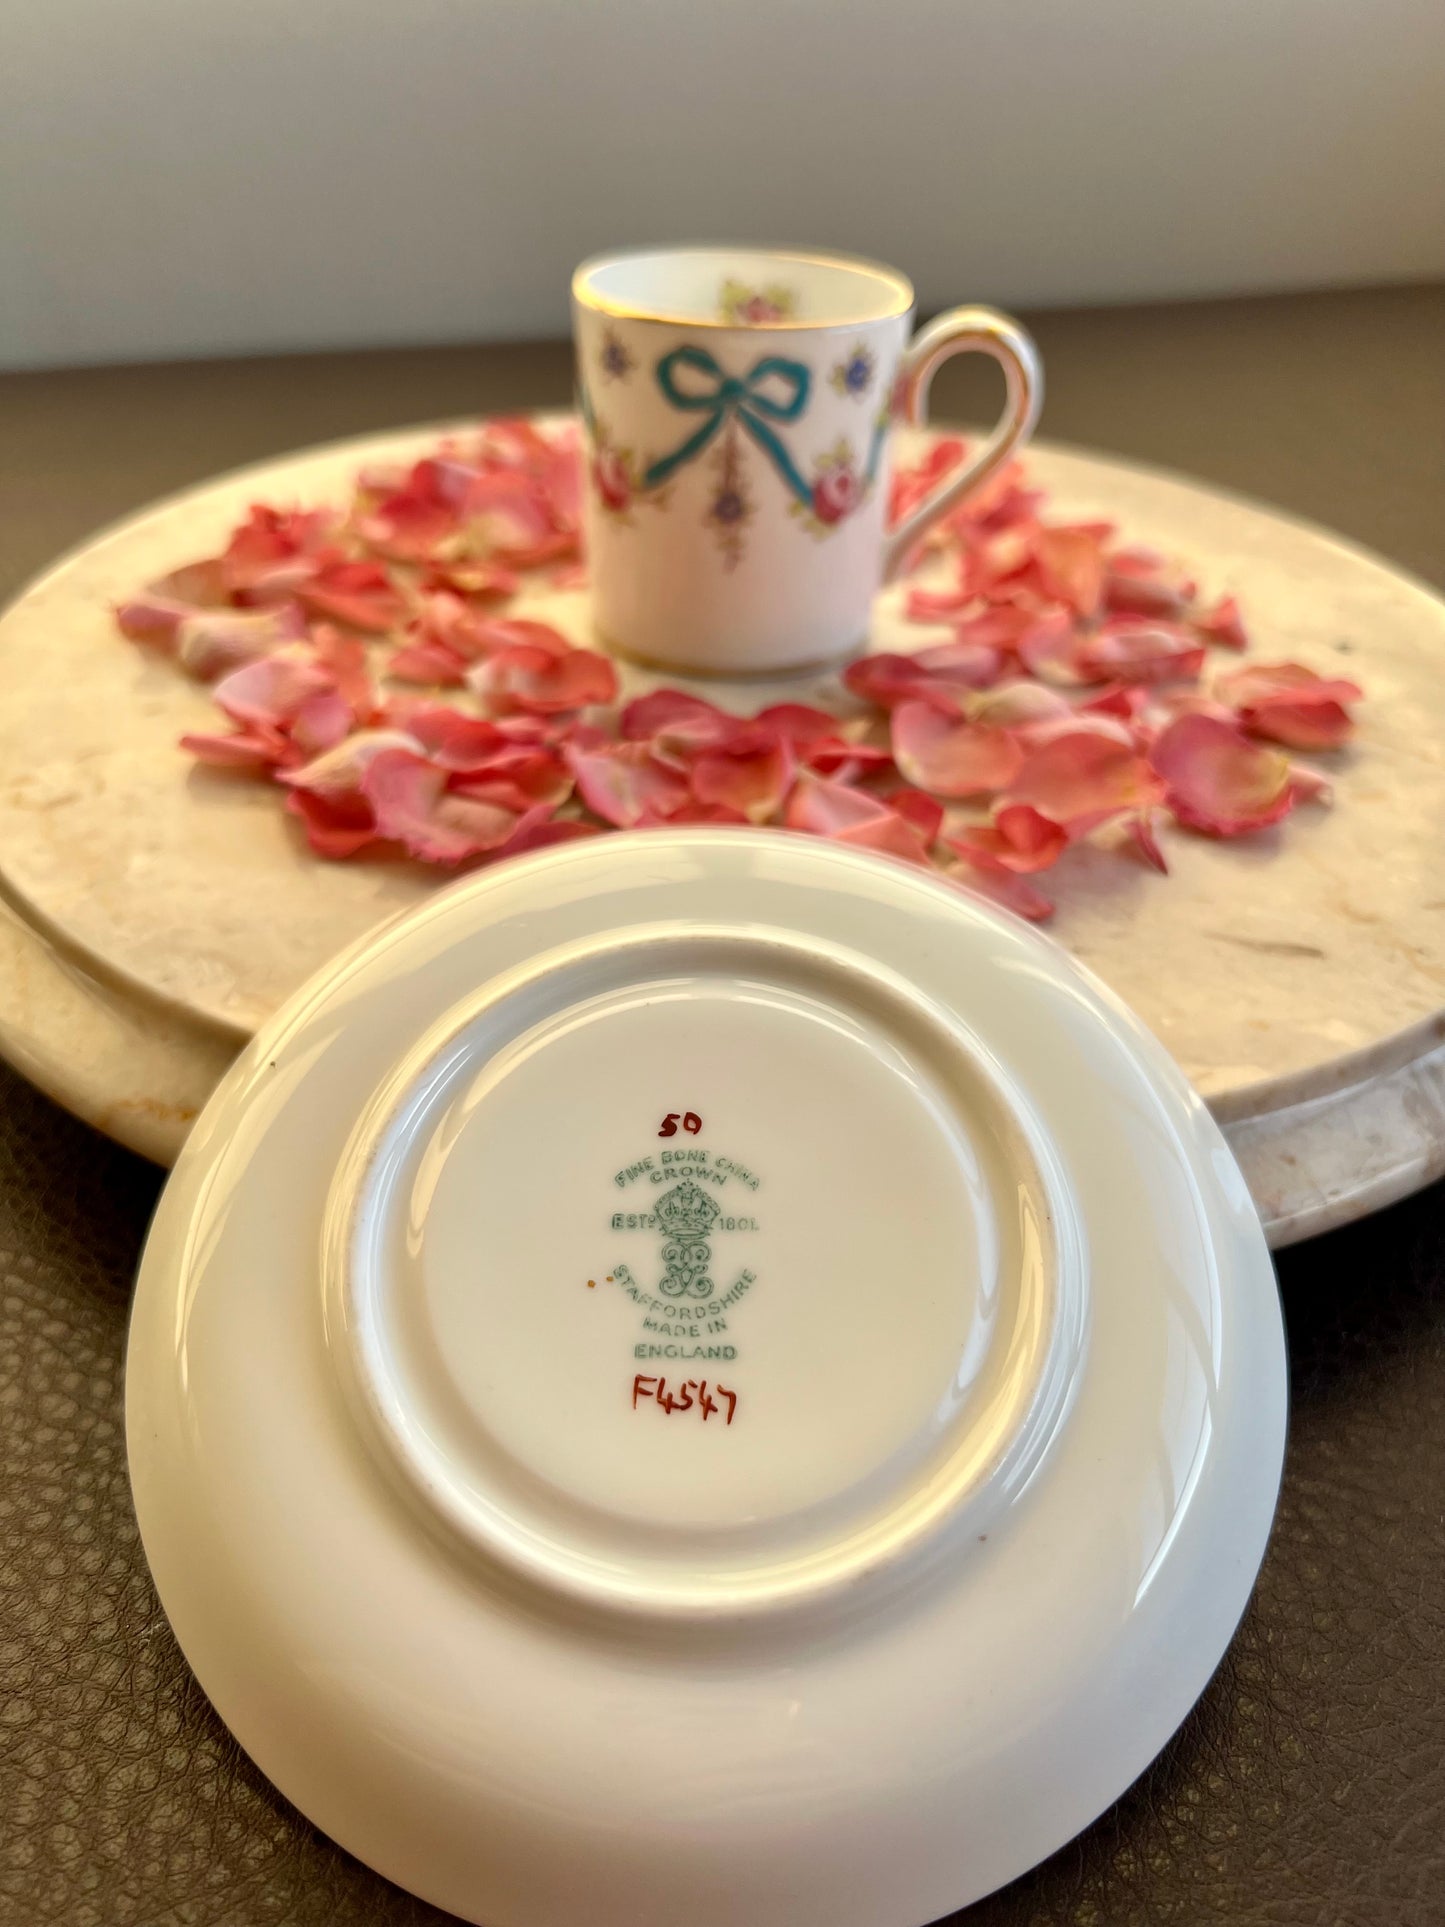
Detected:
left=654, top=1179, right=722, bottom=1300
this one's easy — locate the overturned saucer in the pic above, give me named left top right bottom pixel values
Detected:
left=126, top=828, right=1285, bottom=1927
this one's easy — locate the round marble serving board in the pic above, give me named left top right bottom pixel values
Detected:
left=1, top=419, right=1443, bottom=1245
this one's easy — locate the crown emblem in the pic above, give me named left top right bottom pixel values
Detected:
left=654, top=1181, right=720, bottom=1299
left=654, top=1180, right=720, bottom=1237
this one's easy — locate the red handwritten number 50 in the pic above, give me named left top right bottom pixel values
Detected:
left=658, top=1111, right=702, bottom=1138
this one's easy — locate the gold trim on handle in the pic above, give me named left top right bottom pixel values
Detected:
left=882, top=307, right=1044, bottom=580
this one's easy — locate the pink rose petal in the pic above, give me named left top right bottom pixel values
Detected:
left=553, top=718, right=610, bottom=753
left=957, top=470, right=1047, bottom=540
left=881, top=786, right=945, bottom=843
left=115, top=595, right=198, bottom=649
left=116, top=559, right=232, bottom=644
left=749, top=703, right=841, bottom=747
left=464, top=468, right=578, bottom=569
left=959, top=528, right=1036, bottom=606
left=405, top=592, right=521, bottom=665
left=904, top=584, right=972, bottom=623
left=356, top=461, right=409, bottom=495
left=497, top=814, right=600, bottom=858
left=1122, top=810, right=1169, bottom=873
left=620, top=690, right=736, bottom=760
left=212, top=648, right=333, bottom=729
left=691, top=734, right=795, bottom=824
left=945, top=860, right=1055, bottom=921
left=566, top=741, right=690, bottom=827
left=417, top=453, right=487, bottom=512
left=397, top=705, right=507, bottom=770
left=297, top=558, right=405, bottom=633
left=946, top=802, right=1068, bottom=876
left=842, top=641, right=1002, bottom=711
left=174, top=604, right=306, bottom=680
left=783, top=772, right=932, bottom=865
left=652, top=799, right=750, bottom=826
left=222, top=506, right=334, bottom=599
left=361, top=749, right=534, bottom=864
left=389, top=639, right=470, bottom=686
left=153, top=558, right=230, bottom=607
left=841, top=654, right=942, bottom=710
left=1286, top=762, right=1333, bottom=806
left=1214, top=660, right=1362, bottom=749
left=891, top=701, right=1023, bottom=798
left=953, top=607, right=1039, bottom=652
left=784, top=771, right=890, bottom=839
left=461, top=615, right=576, bottom=659
left=470, top=641, right=618, bottom=715
left=888, top=438, right=967, bottom=528
left=805, top=736, right=895, bottom=779
left=1194, top=595, right=1249, bottom=650
left=1103, top=565, right=1194, bottom=621
left=912, top=636, right=1008, bottom=690
left=276, top=728, right=425, bottom=856
left=991, top=801, right=1072, bottom=870
left=1006, top=730, right=1166, bottom=836
left=289, top=689, right=354, bottom=760
left=1016, top=709, right=1139, bottom=754
left=1074, top=619, right=1207, bottom=686
left=482, top=527, right=578, bottom=573
left=284, top=786, right=378, bottom=858
left=967, top=680, right=1075, bottom=734
left=1030, top=525, right=1106, bottom=618
left=833, top=812, right=935, bottom=865
left=1080, top=682, right=1152, bottom=723
left=1153, top=687, right=1236, bottom=728
left=1149, top=713, right=1296, bottom=836
left=1107, top=545, right=1166, bottom=578
left=357, top=463, right=461, bottom=562
left=279, top=727, right=424, bottom=800
left=473, top=417, right=583, bottom=538
left=310, top=627, right=377, bottom=719
left=178, top=725, right=289, bottom=772
left=1016, top=611, right=1087, bottom=685
left=424, top=558, right=522, bottom=601
left=449, top=745, right=574, bottom=813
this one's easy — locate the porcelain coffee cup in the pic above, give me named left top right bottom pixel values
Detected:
left=572, top=246, right=1042, bottom=676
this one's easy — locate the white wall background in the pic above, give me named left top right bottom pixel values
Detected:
left=2, top=0, right=1442, bottom=370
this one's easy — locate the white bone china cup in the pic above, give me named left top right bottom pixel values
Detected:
left=573, top=246, right=1043, bottom=675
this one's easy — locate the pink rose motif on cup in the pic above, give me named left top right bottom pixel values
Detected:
left=592, top=444, right=632, bottom=514
left=719, top=278, right=798, bottom=326
left=788, top=438, right=876, bottom=540
left=812, top=464, right=863, bottom=526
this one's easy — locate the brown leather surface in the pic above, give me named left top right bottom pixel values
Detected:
left=1, top=287, right=1443, bottom=1925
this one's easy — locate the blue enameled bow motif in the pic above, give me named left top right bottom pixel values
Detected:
left=644, top=347, right=814, bottom=504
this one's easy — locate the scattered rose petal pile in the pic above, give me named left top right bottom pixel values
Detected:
left=114, top=419, right=1363, bottom=920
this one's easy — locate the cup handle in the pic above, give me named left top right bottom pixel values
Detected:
left=881, top=306, right=1044, bottom=581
